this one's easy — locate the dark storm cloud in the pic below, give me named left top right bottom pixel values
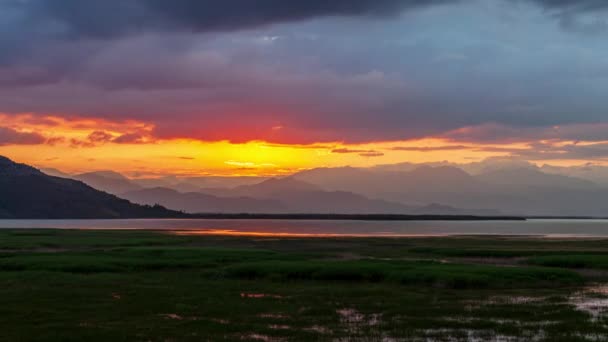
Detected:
left=527, top=0, right=608, bottom=33
left=530, top=0, right=608, bottom=11
left=23, top=0, right=608, bottom=40
left=442, top=124, right=608, bottom=144
left=0, top=0, right=462, bottom=82
left=9, top=0, right=608, bottom=41
left=1, top=0, right=608, bottom=147
left=27, top=0, right=459, bottom=38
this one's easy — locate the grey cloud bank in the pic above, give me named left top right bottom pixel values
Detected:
left=1, top=0, right=608, bottom=146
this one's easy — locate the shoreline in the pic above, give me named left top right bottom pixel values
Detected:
left=0, top=227, right=608, bottom=239
left=0, top=214, right=527, bottom=221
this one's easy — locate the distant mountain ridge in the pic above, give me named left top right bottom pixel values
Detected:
left=123, top=177, right=493, bottom=215
left=39, top=167, right=72, bottom=178
left=73, top=171, right=144, bottom=194
left=37, top=158, right=608, bottom=216
left=0, top=156, right=182, bottom=219
left=202, top=177, right=322, bottom=197
left=294, top=164, right=608, bottom=216
left=122, top=187, right=286, bottom=214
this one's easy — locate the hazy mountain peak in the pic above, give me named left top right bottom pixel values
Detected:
left=73, top=171, right=142, bottom=195
left=296, top=166, right=371, bottom=176
left=233, top=177, right=322, bottom=195
left=478, top=166, right=596, bottom=189
left=460, top=157, right=538, bottom=175
left=408, top=165, right=473, bottom=179
left=257, top=177, right=320, bottom=188
left=40, top=167, right=71, bottom=178
left=541, top=164, right=608, bottom=186
left=135, top=187, right=181, bottom=195
left=77, top=170, right=129, bottom=181
left=371, top=161, right=452, bottom=173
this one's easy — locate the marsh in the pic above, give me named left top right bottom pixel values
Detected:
left=1, top=229, right=608, bottom=341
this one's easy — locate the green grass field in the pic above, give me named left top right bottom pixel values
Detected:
left=1, top=229, right=608, bottom=341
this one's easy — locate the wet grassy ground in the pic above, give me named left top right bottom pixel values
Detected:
left=1, top=229, right=608, bottom=341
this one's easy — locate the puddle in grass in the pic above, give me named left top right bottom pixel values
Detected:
left=337, top=308, right=382, bottom=328
left=161, top=313, right=184, bottom=320
left=305, top=325, right=332, bottom=334
left=335, top=307, right=396, bottom=340
left=430, top=285, right=608, bottom=341
left=242, top=334, right=286, bottom=342
left=258, top=313, right=289, bottom=319
left=160, top=313, right=201, bottom=321
left=463, top=295, right=547, bottom=311
left=418, top=328, right=547, bottom=342
left=241, top=285, right=608, bottom=341
left=569, top=284, right=608, bottom=320
left=464, top=284, right=608, bottom=321
left=442, top=317, right=559, bottom=327
left=240, top=293, right=286, bottom=299
left=268, top=324, right=290, bottom=330
left=211, top=318, right=230, bottom=324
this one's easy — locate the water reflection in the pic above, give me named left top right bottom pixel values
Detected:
left=171, top=229, right=436, bottom=238
left=570, top=284, right=608, bottom=320
left=2, top=218, right=608, bottom=237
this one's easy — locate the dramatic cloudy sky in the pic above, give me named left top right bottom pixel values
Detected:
left=2, top=0, right=608, bottom=175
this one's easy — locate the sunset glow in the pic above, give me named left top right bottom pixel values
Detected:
left=0, top=115, right=548, bottom=176
left=1, top=0, right=608, bottom=177
left=2, top=111, right=606, bottom=176
left=5, top=1, right=608, bottom=339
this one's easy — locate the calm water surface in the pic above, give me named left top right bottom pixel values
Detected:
left=0, top=219, right=608, bottom=237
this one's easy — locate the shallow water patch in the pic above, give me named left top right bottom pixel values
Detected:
left=569, top=284, right=608, bottom=320
left=240, top=293, right=286, bottom=299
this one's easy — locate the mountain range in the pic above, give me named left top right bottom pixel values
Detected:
left=30, top=156, right=608, bottom=216
left=88, top=173, right=497, bottom=215
left=1, top=156, right=181, bottom=219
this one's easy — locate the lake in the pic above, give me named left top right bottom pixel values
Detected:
left=1, top=218, right=608, bottom=237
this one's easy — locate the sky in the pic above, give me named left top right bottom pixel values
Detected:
left=2, top=0, right=608, bottom=177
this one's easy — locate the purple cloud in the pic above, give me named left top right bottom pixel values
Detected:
left=0, top=127, right=45, bottom=146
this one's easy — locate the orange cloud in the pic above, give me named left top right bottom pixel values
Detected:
left=0, top=113, right=155, bottom=148
left=2, top=113, right=607, bottom=177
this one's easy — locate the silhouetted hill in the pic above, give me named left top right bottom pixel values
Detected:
left=0, top=156, right=182, bottom=219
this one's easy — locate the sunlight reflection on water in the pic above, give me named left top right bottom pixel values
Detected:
left=1, top=219, right=608, bottom=237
